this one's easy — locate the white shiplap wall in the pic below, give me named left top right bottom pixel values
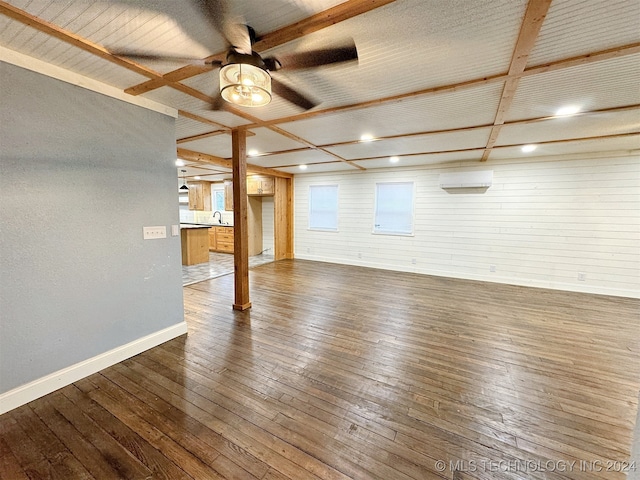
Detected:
left=293, top=153, right=640, bottom=298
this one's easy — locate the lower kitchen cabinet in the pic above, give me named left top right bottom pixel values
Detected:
left=209, top=226, right=234, bottom=253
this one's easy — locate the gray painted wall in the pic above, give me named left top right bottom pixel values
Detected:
left=0, top=62, right=184, bottom=393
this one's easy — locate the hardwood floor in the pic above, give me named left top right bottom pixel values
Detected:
left=1, top=259, right=639, bottom=480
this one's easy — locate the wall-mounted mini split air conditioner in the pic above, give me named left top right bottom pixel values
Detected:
left=439, top=170, right=493, bottom=190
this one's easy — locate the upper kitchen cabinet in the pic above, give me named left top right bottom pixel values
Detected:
left=188, top=181, right=212, bottom=211
left=247, top=176, right=274, bottom=196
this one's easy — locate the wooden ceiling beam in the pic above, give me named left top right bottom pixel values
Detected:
left=523, top=42, right=640, bottom=77
left=124, top=0, right=396, bottom=96
left=0, top=1, right=160, bottom=79
left=0, top=1, right=227, bottom=106
left=177, top=148, right=293, bottom=179
left=125, top=59, right=223, bottom=96
left=347, top=132, right=640, bottom=164
left=177, top=130, right=228, bottom=144
left=240, top=41, right=640, bottom=131
left=178, top=110, right=230, bottom=129
left=481, top=0, right=552, bottom=161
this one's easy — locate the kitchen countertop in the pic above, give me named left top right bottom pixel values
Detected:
left=180, top=223, right=233, bottom=228
left=180, top=223, right=212, bottom=230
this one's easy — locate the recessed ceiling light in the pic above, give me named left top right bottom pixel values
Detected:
left=175, top=159, right=185, bottom=166
left=248, top=149, right=259, bottom=157
left=390, top=156, right=399, bottom=163
left=521, top=144, right=537, bottom=153
left=299, top=164, right=308, bottom=170
left=555, top=105, right=580, bottom=116
left=360, top=133, right=374, bottom=142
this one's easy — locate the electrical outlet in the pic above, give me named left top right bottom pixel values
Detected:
left=171, top=225, right=179, bottom=236
left=143, top=226, right=166, bottom=240
left=357, top=252, right=362, bottom=259
left=411, top=258, right=417, bottom=265
left=307, top=247, right=311, bottom=253
left=578, top=272, right=586, bottom=281
left=490, top=264, right=496, bottom=272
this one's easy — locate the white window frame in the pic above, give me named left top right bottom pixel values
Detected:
left=308, top=184, right=339, bottom=232
left=211, top=186, right=225, bottom=211
left=373, top=181, right=415, bottom=236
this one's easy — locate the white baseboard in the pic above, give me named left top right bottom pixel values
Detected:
left=0, top=322, right=188, bottom=414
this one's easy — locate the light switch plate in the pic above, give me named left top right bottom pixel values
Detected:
left=171, top=225, right=179, bottom=236
left=143, top=226, right=166, bottom=239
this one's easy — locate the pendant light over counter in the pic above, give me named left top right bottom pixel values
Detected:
left=180, top=169, right=189, bottom=191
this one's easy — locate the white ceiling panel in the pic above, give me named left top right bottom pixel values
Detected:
left=496, top=110, right=640, bottom=147
left=175, top=116, right=223, bottom=140
left=491, top=135, right=640, bottom=160
left=179, top=133, right=235, bottom=158
left=177, top=164, right=229, bottom=180
left=528, top=0, right=640, bottom=67
left=508, top=54, right=640, bottom=121
left=325, top=128, right=493, bottom=160
left=0, top=23, right=150, bottom=87
left=353, top=150, right=482, bottom=169
left=248, top=149, right=337, bottom=168
left=224, top=0, right=350, bottom=40
left=261, top=0, right=527, bottom=108
left=279, top=82, right=504, bottom=144
left=279, top=161, right=357, bottom=174
left=246, top=127, right=308, bottom=154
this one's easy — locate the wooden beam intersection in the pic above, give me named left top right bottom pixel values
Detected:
left=123, top=0, right=397, bottom=96
left=481, top=0, right=553, bottom=162
left=4, top=0, right=638, bottom=167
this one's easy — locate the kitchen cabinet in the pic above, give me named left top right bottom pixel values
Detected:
left=223, top=176, right=274, bottom=212
left=209, top=226, right=234, bottom=253
left=180, top=225, right=211, bottom=265
left=188, top=181, right=212, bottom=211
left=247, top=176, right=274, bottom=196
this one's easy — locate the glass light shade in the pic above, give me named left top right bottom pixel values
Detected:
left=220, top=63, right=271, bottom=107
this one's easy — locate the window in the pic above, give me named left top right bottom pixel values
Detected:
left=213, top=189, right=225, bottom=211
left=373, top=182, right=414, bottom=235
left=309, top=184, right=338, bottom=231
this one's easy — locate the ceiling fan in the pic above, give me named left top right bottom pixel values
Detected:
left=112, top=0, right=359, bottom=110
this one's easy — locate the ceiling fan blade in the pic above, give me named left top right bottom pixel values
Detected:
left=271, top=78, right=318, bottom=110
left=208, top=91, right=226, bottom=111
left=110, top=49, right=220, bottom=68
left=191, top=0, right=252, bottom=54
left=265, top=41, right=358, bottom=71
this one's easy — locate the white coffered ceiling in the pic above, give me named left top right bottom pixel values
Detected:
left=1, top=0, right=638, bottom=182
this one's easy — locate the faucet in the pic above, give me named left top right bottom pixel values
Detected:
left=212, top=211, right=222, bottom=224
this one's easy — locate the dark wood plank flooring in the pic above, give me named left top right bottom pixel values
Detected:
left=1, top=259, right=639, bottom=480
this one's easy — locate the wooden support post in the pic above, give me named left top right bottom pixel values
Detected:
left=274, top=177, right=294, bottom=260
left=231, top=128, right=251, bottom=310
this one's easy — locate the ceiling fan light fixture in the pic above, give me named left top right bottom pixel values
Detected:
left=220, top=60, right=271, bottom=107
